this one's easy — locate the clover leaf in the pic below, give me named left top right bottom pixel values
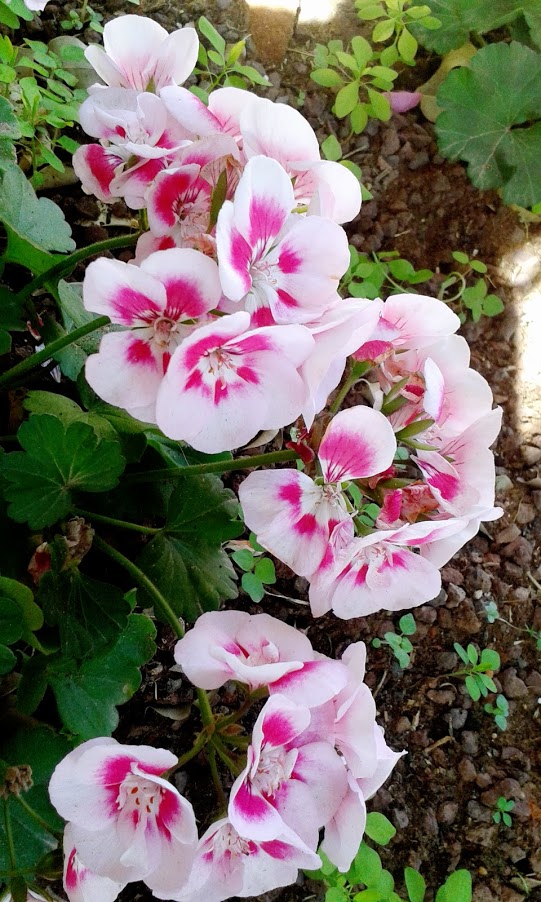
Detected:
left=0, top=162, right=75, bottom=253
left=1, top=414, right=126, bottom=528
left=436, top=42, right=541, bottom=207
left=137, top=475, right=242, bottom=621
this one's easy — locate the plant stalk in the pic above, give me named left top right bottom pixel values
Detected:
left=74, top=508, right=162, bottom=536
left=93, top=534, right=184, bottom=638
left=126, top=449, right=300, bottom=483
left=0, top=316, right=110, bottom=390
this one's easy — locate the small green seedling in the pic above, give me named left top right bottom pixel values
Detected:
left=451, top=643, right=500, bottom=702
left=311, top=37, right=398, bottom=134
left=61, top=2, right=104, bottom=33
left=493, top=796, right=515, bottom=827
left=191, top=17, right=269, bottom=103
left=373, top=613, right=417, bottom=669
left=231, top=533, right=276, bottom=603
left=342, top=247, right=433, bottom=300
left=484, top=599, right=541, bottom=653
left=439, top=251, right=504, bottom=323
left=355, top=0, right=440, bottom=67
left=484, top=693, right=509, bottom=731
left=305, top=811, right=472, bottom=901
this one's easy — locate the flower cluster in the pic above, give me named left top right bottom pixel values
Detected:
left=49, top=612, right=402, bottom=902
left=74, top=15, right=378, bottom=453
left=240, top=293, right=502, bottom=620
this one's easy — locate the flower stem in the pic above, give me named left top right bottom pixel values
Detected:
left=168, top=730, right=211, bottom=773
left=0, top=315, right=110, bottom=390
left=330, top=360, right=372, bottom=414
left=211, top=735, right=243, bottom=776
left=92, top=534, right=184, bottom=638
left=13, top=233, right=140, bottom=307
left=214, top=686, right=268, bottom=730
left=3, top=800, right=16, bottom=870
left=74, top=508, right=162, bottom=536
left=207, top=744, right=228, bottom=810
left=126, top=449, right=300, bottom=484
left=196, top=688, right=215, bottom=731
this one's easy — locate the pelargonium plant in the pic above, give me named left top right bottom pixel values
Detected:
left=0, top=11, right=501, bottom=902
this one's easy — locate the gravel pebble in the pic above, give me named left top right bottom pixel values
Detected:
left=496, top=524, right=521, bottom=544
left=447, top=707, right=468, bottom=730
left=501, top=668, right=529, bottom=699
left=458, top=757, right=477, bottom=782
left=467, top=800, right=492, bottom=823
left=501, top=537, right=534, bottom=565
left=446, top=583, right=466, bottom=607
left=437, top=801, right=459, bottom=825
left=462, top=731, right=479, bottom=755
left=427, top=688, right=456, bottom=705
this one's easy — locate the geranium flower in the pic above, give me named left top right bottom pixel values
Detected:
left=49, top=738, right=197, bottom=892
left=154, top=311, right=314, bottom=452
left=165, top=817, right=320, bottom=902
left=85, top=15, right=198, bottom=92
left=174, top=610, right=347, bottom=705
left=239, top=405, right=397, bottom=578
left=83, top=247, right=222, bottom=423
left=62, top=824, right=126, bottom=902
left=216, top=155, right=349, bottom=326
left=353, top=293, right=461, bottom=361
left=228, top=695, right=347, bottom=847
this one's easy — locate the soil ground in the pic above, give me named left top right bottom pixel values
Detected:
left=10, top=0, right=541, bottom=900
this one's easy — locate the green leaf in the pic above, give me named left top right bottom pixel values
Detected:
left=350, top=101, right=369, bottom=133
left=405, top=867, right=426, bottom=902
left=399, top=613, right=417, bottom=636
left=356, top=3, right=386, bottom=20
left=0, top=595, right=23, bottom=646
left=436, top=42, right=541, bottom=208
left=466, top=643, right=478, bottom=665
left=479, top=648, right=500, bottom=670
left=38, top=568, right=132, bottom=660
left=367, top=88, right=391, bottom=121
left=0, top=577, right=43, bottom=645
left=321, top=134, right=343, bottom=161
left=198, top=16, right=226, bottom=56
left=435, top=869, right=472, bottom=902
left=452, top=250, right=469, bottom=264
left=241, top=571, right=265, bottom=602
left=335, top=81, right=360, bottom=118
left=482, top=294, right=504, bottom=317
left=0, top=644, right=16, bottom=674
left=312, top=67, right=344, bottom=87
left=397, top=27, right=418, bottom=62
left=465, top=674, right=481, bottom=702
left=365, top=812, right=397, bottom=845
left=48, top=613, right=156, bottom=740
left=1, top=415, right=126, bottom=529
left=372, top=18, right=395, bottom=41
left=0, top=725, right=72, bottom=880
left=351, top=34, right=374, bottom=69
left=410, top=0, right=529, bottom=52
left=0, top=96, right=20, bottom=142
left=232, top=65, right=269, bottom=86
left=350, top=842, right=383, bottom=887
left=0, top=162, right=74, bottom=253
left=209, top=168, right=228, bottom=231
left=454, top=642, right=469, bottom=665
left=326, top=889, right=350, bottom=902
left=254, top=557, right=276, bottom=584
left=137, top=475, right=240, bottom=622
left=470, top=259, right=487, bottom=273
left=0, top=1, right=20, bottom=29
left=231, top=548, right=255, bottom=571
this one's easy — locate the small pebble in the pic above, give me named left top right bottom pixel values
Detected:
left=437, top=801, right=459, bottom=825
left=458, top=757, right=477, bottom=782
left=462, top=731, right=479, bottom=755
left=501, top=668, right=529, bottom=699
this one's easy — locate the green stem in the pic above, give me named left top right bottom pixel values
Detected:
left=3, top=800, right=16, bottom=870
left=0, top=315, right=110, bottom=390
left=330, top=360, right=372, bottom=414
left=168, top=730, right=211, bottom=773
left=196, top=688, right=215, bottom=730
left=126, top=449, right=300, bottom=484
left=74, top=508, right=162, bottom=536
left=207, top=744, right=228, bottom=810
left=13, top=233, right=140, bottom=307
left=14, top=794, right=61, bottom=839
left=211, top=735, right=243, bottom=776
left=93, top=534, right=184, bottom=638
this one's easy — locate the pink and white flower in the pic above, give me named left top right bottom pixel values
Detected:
left=168, top=817, right=320, bottom=902
left=49, top=738, right=197, bottom=892
left=85, top=15, right=198, bottom=92
left=239, top=406, right=397, bottom=578
left=228, top=695, right=348, bottom=847
left=353, top=293, right=460, bottom=361
left=309, top=517, right=470, bottom=619
left=63, top=825, right=126, bottom=902
left=216, top=155, right=350, bottom=326
left=174, top=610, right=347, bottom=706
left=161, top=86, right=250, bottom=145
left=240, top=97, right=362, bottom=223
left=84, top=247, right=222, bottom=423
left=154, top=311, right=314, bottom=452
